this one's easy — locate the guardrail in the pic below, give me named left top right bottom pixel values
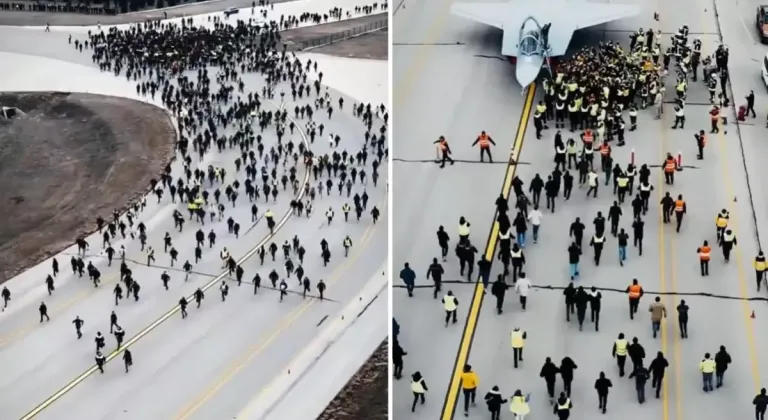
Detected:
left=287, top=17, right=387, bottom=51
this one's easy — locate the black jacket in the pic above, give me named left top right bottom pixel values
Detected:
left=484, top=390, right=507, bottom=411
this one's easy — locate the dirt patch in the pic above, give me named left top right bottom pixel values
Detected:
left=0, top=92, right=176, bottom=281
left=310, top=27, right=388, bottom=60
left=317, top=340, right=388, bottom=420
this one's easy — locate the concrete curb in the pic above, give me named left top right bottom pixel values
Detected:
left=234, top=265, right=388, bottom=420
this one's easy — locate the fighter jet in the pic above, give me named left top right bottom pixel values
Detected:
left=451, top=0, right=640, bottom=89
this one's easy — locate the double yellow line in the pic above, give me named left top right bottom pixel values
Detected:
left=439, top=85, right=535, bottom=419
left=19, top=100, right=313, bottom=420
left=174, top=207, right=383, bottom=419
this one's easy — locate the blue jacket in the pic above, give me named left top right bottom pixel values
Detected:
left=400, top=268, right=416, bottom=286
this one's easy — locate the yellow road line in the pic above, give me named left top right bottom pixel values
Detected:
left=714, top=119, right=762, bottom=392
left=656, top=107, right=672, bottom=420
left=651, top=7, right=676, bottom=420
left=18, top=101, right=313, bottom=420
left=439, top=85, right=536, bottom=420
left=174, top=215, right=381, bottom=420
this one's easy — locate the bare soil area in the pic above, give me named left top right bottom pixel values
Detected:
left=317, top=340, right=388, bottom=420
left=0, top=92, right=175, bottom=281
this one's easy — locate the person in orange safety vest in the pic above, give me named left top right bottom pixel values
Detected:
left=673, top=194, right=687, bottom=233
left=697, top=240, right=712, bottom=276
left=662, top=153, right=677, bottom=185
left=433, top=136, right=455, bottom=168
left=471, top=131, right=496, bottom=163
left=710, top=106, right=720, bottom=133
left=599, top=142, right=612, bottom=172
left=581, top=129, right=594, bottom=147
left=626, top=278, right=644, bottom=320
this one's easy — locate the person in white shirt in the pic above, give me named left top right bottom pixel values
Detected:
left=587, top=169, right=599, bottom=198
left=515, top=272, right=532, bottom=311
left=527, top=205, right=543, bottom=243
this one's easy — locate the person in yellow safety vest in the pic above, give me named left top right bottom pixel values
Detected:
left=511, top=327, right=527, bottom=368
left=484, top=386, right=507, bottom=420
left=458, top=216, right=471, bottom=245
left=536, top=101, right=548, bottom=127
left=341, top=203, right=351, bottom=222
left=715, top=209, right=729, bottom=240
left=700, top=353, right=716, bottom=392
left=442, top=290, right=458, bottom=326
left=719, top=229, right=737, bottom=262
left=697, top=240, right=712, bottom=276
left=612, top=332, right=629, bottom=376
left=509, top=389, right=530, bottom=420
left=755, top=251, right=767, bottom=291
left=460, top=364, right=479, bottom=416
left=616, top=172, right=630, bottom=203
left=472, top=131, right=497, bottom=163
left=264, top=209, right=275, bottom=233
left=343, top=236, right=353, bottom=257
left=553, top=392, right=572, bottom=418
left=410, top=371, right=428, bottom=412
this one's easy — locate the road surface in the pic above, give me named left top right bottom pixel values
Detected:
left=392, top=0, right=768, bottom=419
left=0, top=20, right=387, bottom=420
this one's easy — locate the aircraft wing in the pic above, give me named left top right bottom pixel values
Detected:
left=451, top=0, right=639, bottom=57
left=450, top=2, right=506, bottom=30
left=540, top=3, right=641, bottom=56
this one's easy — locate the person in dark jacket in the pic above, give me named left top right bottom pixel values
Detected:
left=559, top=357, right=578, bottom=397
left=567, top=242, right=581, bottom=280
left=594, top=371, right=613, bottom=414
left=574, top=286, right=590, bottom=330
left=400, top=263, right=415, bottom=296
left=540, top=357, right=560, bottom=403
left=484, top=386, right=507, bottom=420
left=714, top=345, right=732, bottom=388
left=628, top=337, right=646, bottom=373
left=491, top=275, right=509, bottom=314
left=754, top=388, right=768, bottom=420
left=649, top=351, right=669, bottom=398
left=393, top=340, right=407, bottom=379
left=628, top=362, right=650, bottom=403
left=563, top=282, right=576, bottom=322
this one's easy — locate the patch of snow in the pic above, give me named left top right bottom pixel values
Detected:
left=298, top=52, right=387, bottom=106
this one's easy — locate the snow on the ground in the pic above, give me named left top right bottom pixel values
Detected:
left=15, top=0, right=385, bottom=32
left=0, top=51, right=153, bottom=103
left=298, top=52, right=387, bottom=106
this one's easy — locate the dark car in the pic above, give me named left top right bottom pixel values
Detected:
left=756, top=5, right=768, bottom=43
left=224, top=7, right=239, bottom=17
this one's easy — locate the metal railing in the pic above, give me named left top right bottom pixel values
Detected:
left=288, top=17, right=387, bottom=51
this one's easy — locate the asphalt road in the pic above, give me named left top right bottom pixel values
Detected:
left=392, top=0, right=768, bottom=419
left=0, top=25, right=387, bottom=420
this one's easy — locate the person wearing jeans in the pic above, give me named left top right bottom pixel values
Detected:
left=700, top=353, right=716, bottom=392
left=649, top=296, right=666, bottom=339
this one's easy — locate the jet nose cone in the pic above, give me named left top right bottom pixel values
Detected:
left=515, top=56, right=543, bottom=88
